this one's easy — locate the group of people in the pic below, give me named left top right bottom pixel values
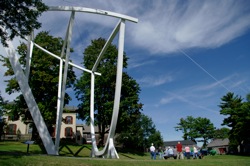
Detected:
left=183, top=143, right=199, bottom=159
left=149, top=142, right=201, bottom=160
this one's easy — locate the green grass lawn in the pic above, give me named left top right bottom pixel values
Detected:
left=0, top=141, right=250, bottom=166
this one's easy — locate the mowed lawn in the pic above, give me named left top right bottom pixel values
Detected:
left=0, top=141, right=250, bottom=166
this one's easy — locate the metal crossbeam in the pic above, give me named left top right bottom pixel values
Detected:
left=2, top=6, right=138, bottom=158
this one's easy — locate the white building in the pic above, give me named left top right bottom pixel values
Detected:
left=1, top=107, right=108, bottom=145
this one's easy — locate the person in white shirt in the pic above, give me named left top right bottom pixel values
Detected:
left=168, top=146, right=174, bottom=156
left=193, top=146, right=198, bottom=159
left=150, top=143, right=156, bottom=160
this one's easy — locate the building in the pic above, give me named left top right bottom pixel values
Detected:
left=1, top=106, right=107, bottom=145
left=207, top=138, right=229, bottom=154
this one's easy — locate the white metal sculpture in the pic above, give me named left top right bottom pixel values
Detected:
left=2, top=6, right=138, bottom=158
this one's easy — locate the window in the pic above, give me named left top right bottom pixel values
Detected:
left=87, top=134, right=91, bottom=139
left=86, top=134, right=91, bottom=143
left=65, top=127, right=73, bottom=137
left=65, top=116, right=73, bottom=124
left=50, top=127, right=55, bottom=137
left=7, top=124, right=17, bottom=135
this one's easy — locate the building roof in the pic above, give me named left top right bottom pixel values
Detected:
left=164, top=140, right=196, bottom=147
left=64, top=105, right=78, bottom=112
left=82, top=125, right=109, bottom=133
left=207, top=138, right=229, bottom=148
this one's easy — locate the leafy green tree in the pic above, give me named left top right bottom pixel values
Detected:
left=0, top=0, right=48, bottom=47
left=0, top=92, right=4, bottom=116
left=0, top=31, right=76, bottom=141
left=219, top=92, right=250, bottom=154
left=213, top=127, right=230, bottom=139
left=0, top=92, right=7, bottom=141
left=74, top=38, right=143, bottom=146
left=148, top=130, right=164, bottom=149
left=175, top=116, right=196, bottom=141
left=175, top=116, right=215, bottom=148
left=195, top=117, right=215, bottom=147
left=219, top=92, right=242, bottom=152
left=116, top=114, right=163, bottom=151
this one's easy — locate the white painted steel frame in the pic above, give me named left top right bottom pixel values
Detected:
left=3, top=37, right=58, bottom=155
left=25, top=31, right=34, bottom=78
left=49, top=6, right=138, bottom=23
left=31, top=42, right=101, bottom=75
left=90, top=19, right=125, bottom=158
left=55, top=11, right=75, bottom=152
left=2, top=6, right=138, bottom=158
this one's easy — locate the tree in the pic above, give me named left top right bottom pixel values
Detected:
left=219, top=92, right=250, bottom=154
left=0, top=92, right=7, bottom=141
left=0, top=0, right=48, bottom=47
left=0, top=31, right=76, bottom=141
left=116, top=114, right=163, bottom=151
left=195, top=117, right=216, bottom=147
left=175, top=116, right=215, bottom=148
left=175, top=116, right=196, bottom=141
left=213, top=127, right=230, bottom=139
left=74, top=38, right=143, bottom=146
left=148, top=130, right=164, bottom=149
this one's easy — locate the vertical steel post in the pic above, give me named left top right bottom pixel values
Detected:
left=106, top=19, right=125, bottom=158
left=55, top=11, right=75, bottom=152
left=25, top=31, right=34, bottom=79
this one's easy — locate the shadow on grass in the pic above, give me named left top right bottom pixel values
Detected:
left=0, top=150, right=37, bottom=160
left=59, top=144, right=92, bottom=157
left=119, top=153, right=136, bottom=159
left=116, top=147, right=149, bottom=160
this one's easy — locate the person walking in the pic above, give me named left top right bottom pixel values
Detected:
left=150, top=143, right=156, bottom=160
left=176, top=141, right=183, bottom=159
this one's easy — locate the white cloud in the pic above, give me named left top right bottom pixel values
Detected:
left=194, top=76, right=232, bottom=92
left=137, top=74, right=173, bottom=87
left=159, top=91, right=219, bottom=115
left=159, top=96, right=175, bottom=105
left=38, top=0, right=250, bottom=56
left=130, top=0, right=250, bottom=54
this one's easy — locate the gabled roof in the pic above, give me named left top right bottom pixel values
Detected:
left=207, top=138, right=229, bottom=148
left=164, top=140, right=196, bottom=147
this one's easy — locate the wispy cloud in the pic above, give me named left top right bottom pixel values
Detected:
left=128, top=59, right=156, bottom=69
left=159, top=91, right=219, bottom=114
left=193, top=73, right=250, bottom=94
left=159, top=95, right=175, bottom=105
left=137, top=74, right=173, bottom=87
left=194, top=76, right=232, bottom=92
left=130, top=0, right=250, bottom=54
left=40, top=0, right=250, bottom=56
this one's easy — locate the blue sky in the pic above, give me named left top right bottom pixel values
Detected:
left=1, top=0, right=250, bottom=143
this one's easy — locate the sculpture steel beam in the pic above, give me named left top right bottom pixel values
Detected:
left=2, top=6, right=138, bottom=158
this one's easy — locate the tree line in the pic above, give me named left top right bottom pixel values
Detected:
left=175, top=92, right=250, bottom=154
